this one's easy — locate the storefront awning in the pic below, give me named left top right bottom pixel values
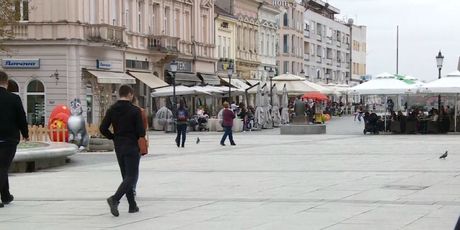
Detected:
left=246, top=79, right=261, bottom=86
left=166, top=71, right=201, bottom=86
left=87, top=70, right=136, bottom=84
left=128, top=71, right=168, bottom=89
left=219, top=77, right=250, bottom=90
left=198, top=73, right=220, bottom=85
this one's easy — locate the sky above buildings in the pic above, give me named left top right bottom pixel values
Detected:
left=330, top=0, right=460, bottom=82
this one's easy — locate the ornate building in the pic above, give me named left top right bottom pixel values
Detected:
left=0, top=0, right=217, bottom=124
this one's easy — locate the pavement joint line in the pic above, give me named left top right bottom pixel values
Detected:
left=10, top=197, right=460, bottom=206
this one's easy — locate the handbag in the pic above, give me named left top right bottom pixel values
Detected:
left=138, top=137, right=148, bottom=156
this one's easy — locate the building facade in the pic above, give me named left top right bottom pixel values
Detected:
left=0, top=0, right=217, bottom=125
left=277, top=1, right=305, bottom=76
left=257, top=0, right=280, bottom=82
left=214, top=4, right=238, bottom=79
left=301, top=0, right=366, bottom=86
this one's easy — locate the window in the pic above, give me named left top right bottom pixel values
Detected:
left=27, top=80, right=45, bottom=126
left=126, top=60, right=149, bottom=70
left=111, top=0, right=118, bottom=25
left=86, top=83, right=93, bottom=124
left=283, top=61, right=289, bottom=74
left=260, top=33, right=264, bottom=56
left=164, top=7, right=170, bottom=35
left=174, top=9, right=180, bottom=37
left=227, top=37, right=231, bottom=57
left=266, top=34, right=270, bottom=56
left=223, top=37, right=226, bottom=58
left=283, top=13, right=288, bottom=27
left=138, top=0, right=143, bottom=33
left=15, top=0, right=29, bottom=21
left=283, top=35, right=288, bottom=53
left=184, top=11, right=190, bottom=41
left=202, top=15, right=208, bottom=43
left=90, top=0, right=97, bottom=24
left=7, top=80, right=19, bottom=94
left=217, top=36, right=221, bottom=57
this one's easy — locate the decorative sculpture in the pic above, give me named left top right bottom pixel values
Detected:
left=67, top=99, right=89, bottom=149
left=48, top=105, right=71, bottom=142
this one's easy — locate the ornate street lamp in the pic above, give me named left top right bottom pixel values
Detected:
left=170, top=60, right=178, bottom=117
left=227, top=62, right=234, bottom=99
left=436, top=51, right=444, bottom=112
left=300, top=69, right=306, bottom=80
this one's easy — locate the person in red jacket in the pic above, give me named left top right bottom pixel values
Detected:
left=220, top=102, right=236, bottom=146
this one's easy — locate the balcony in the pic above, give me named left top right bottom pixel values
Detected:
left=316, top=34, right=322, bottom=41
left=325, top=58, right=332, bottom=65
left=10, top=23, right=28, bottom=39
left=84, top=24, right=125, bottom=47
left=304, top=30, right=310, bottom=38
left=147, top=35, right=180, bottom=54
left=304, top=53, right=310, bottom=61
left=336, top=41, right=342, bottom=47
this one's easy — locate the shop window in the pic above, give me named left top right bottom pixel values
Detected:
left=27, top=80, right=45, bottom=126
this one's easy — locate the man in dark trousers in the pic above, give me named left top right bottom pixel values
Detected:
left=100, top=85, right=145, bottom=217
left=220, top=102, right=236, bottom=146
left=0, top=71, right=29, bottom=208
left=175, top=100, right=188, bottom=148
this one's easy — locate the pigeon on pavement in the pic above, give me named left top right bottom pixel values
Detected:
left=439, top=151, right=448, bottom=159
left=196, top=137, right=200, bottom=144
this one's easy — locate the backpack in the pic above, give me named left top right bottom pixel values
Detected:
left=177, top=109, right=187, bottom=121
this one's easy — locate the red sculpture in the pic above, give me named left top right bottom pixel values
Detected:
left=48, top=105, right=71, bottom=142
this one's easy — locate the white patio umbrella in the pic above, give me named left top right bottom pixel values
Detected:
left=272, top=73, right=318, bottom=95
left=151, top=85, right=211, bottom=97
left=421, top=70, right=460, bottom=131
left=254, top=84, right=265, bottom=129
left=281, top=84, right=290, bottom=124
left=263, top=86, right=273, bottom=129
left=349, top=73, right=417, bottom=95
left=272, top=86, right=281, bottom=127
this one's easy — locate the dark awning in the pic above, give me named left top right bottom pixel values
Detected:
left=198, top=73, right=220, bottom=85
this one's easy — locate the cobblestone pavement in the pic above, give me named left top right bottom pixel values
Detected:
left=1, top=116, right=459, bottom=229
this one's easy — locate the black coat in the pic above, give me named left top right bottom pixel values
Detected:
left=0, top=87, right=28, bottom=144
left=99, top=100, right=145, bottom=153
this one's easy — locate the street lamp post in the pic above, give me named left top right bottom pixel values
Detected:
left=227, top=62, right=234, bottom=100
left=170, top=60, right=178, bottom=118
left=436, top=51, right=444, bottom=112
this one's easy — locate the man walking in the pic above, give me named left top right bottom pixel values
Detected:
left=100, top=85, right=145, bottom=217
left=175, top=100, right=188, bottom=148
left=220, top=102, right=236, bottom=146
left=0, top=71, right=29, bottom=208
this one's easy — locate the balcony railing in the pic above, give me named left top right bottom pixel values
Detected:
left=316, top=34, right=322, bottom=41
left=336, top=41, right=342, bottom=47
left=304, top=30, right=310, bottom=37
left=304, top=53, right=310, bottom=61
left=84, top=24, right=125, bottom=46
left=10, top=23, right=28, bottom=39
left=147, top=35, right=180, bottom=53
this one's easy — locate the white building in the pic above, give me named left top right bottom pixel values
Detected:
left=257, top=0, right=280, bottom=82
left=302, top=0, right=366, bottom=86
left=0, top=0, right=216, bottom=125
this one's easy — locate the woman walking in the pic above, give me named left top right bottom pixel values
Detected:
left=220, top=102, right=236, bottom=146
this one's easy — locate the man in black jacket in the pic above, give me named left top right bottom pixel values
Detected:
left=0, top=71, right=29, bottom=208
left=99, top=85, right=145, bottom=217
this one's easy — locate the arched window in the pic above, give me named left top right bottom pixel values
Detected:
left=7, top=80, right=19, bottom=94
left=283, top=13, right=288, bottom=27
left=27, top=80, right=45, bottom=126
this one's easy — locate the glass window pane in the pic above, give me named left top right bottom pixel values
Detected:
left=27, top=80, right=44, bottom=92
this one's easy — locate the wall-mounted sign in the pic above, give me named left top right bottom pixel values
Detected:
left=166, top=60, right=192, bottom=72
left=97, top=60, right=112, bottom=69
left=1, top=59, right=40, bottom=69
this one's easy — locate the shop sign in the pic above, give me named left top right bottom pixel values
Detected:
left=166, top=60, right=192, bottom=72
left=1, top=59, right=40, bottom=69
left=97, top=60, right=112, bottom=69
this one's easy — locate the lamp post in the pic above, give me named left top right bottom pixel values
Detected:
left=227, top=62, right=234, bottom=100
left=170, top=60, right=178, bottom=117
left=436, top=51, right=444, bottom=112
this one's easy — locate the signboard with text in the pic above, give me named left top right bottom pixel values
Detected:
left=1, top=59, right=40, bottom=69
left=97, top=60, right=112, bottom=69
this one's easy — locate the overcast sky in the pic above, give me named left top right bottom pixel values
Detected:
left=328, top=0, right=460, bottom=82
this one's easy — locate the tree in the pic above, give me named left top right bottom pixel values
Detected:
left=0, top=0, right=18, bottom=50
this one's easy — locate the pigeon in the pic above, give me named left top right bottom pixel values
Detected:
left=196, top=137, right=200, bottom=144
left=439, top=151, right=448, bottom=159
